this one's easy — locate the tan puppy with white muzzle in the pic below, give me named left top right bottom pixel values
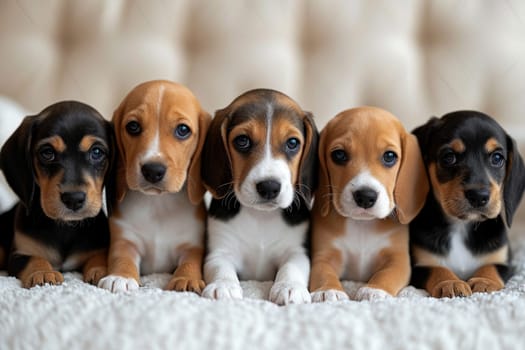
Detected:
left=309, top=107, right=428, bottom=301
left=98, top=80, right=210, bottom=293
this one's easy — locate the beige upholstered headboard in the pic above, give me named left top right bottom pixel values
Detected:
left=1, top=0, right=524, bottom=228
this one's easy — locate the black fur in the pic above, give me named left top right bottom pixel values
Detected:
left=0, top=101, right=113, bottom=280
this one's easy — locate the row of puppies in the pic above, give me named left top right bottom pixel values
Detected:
left=0, top=80, right=523, bottom=304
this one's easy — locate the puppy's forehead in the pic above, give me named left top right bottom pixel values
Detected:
left=325, top=108, right=403, bottom=148
left=121, top=81, right=200, bottom=118
left=35, top=103, right=108, bottom=142
left=434, top=114, right=507, bottom=152
left=227, top=91, right=304, bottom=130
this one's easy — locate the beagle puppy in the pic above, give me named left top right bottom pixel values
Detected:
left=309, top=107, right=429, bottom=301
left=410, top=111, right=525, bottom=298
left=98, top=80, right=210, bottom=293
left=201, top=89, right=318, bottom=305
left=0, top=101, right=113, bottom=288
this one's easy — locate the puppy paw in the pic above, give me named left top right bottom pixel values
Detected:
left=311, top=289, right=349, bottom=303
left=24, top=270, right=64, bottom=288
left=84, top=266, right=107, bottom=285
left=431, top=280, right=472, bottom=298
left=269, top=282, right=311, bottom=305
left=354, top=286, right=392, bottom=301
left=98, top=275, right=139, bottom=293
left=166, top=276, right=205, bottom=294
left=202, top=280, right=243, bottom=300
left=467, top=277, right=503, bottom=294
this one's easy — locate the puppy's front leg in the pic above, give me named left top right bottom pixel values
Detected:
left=356, top=247, right=410, bottom=301
left=270, top=250, right=311, bottom=305
left=166, top=245, right=205, bottom=294
left=12, top=254, right=64, bottom=288
left=83, top=249, right=108, bottom=285
left=467, top=264, right=506, bottom=294
left=98, top=238, right=141, bottom=293
left=202, top=252, right=242, bottom=300
left=309, top=248, right=348, bottom=302
left=412, top=265, right=472, bottom=298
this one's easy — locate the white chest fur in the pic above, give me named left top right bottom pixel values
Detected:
left=440, top=224, right=480, bottom=280
left=113, top=190, right=204, bottom=274
left=335, top=219, right=394, bottom=282
left=207, top=206, right=308, bottom=281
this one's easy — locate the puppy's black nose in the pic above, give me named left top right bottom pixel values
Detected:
left=256, top=180, right=281, bottom=200
left=141, top=163, right=167, bottom=183
left=465, top=189, right=490, bottom=208
left=353, top=188, right=378, bottom=209
left=61, top=192, right=86, bottom=211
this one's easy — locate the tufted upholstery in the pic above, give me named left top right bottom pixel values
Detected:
left=1, top=0, right=525, bottom=228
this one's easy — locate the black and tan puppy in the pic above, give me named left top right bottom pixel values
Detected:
left=410, top=111, right=525, bottom=298
left=0, top=101, right=113, bottom=288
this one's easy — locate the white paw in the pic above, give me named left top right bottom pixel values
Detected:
left=269, top=282, right=311, bottom=305
left=354, top=286, right=392, bottom=301
left=311, top=289, right=349, bottom=303
left=202, top=280, right=243, bottom=300
left=98, top=275, right=139, bottom=293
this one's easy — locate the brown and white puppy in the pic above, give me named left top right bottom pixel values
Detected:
left=410, top=111, right=525, bottom=298
left=98, top=80, right=210, bottom=293
left=201, top=89, right=318, bottom=305
left=0, top=101, right=113, bottom=288
left=309, top=107, right=428, bottom=301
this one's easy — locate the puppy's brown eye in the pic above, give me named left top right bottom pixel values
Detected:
left=39, top=146, right=56, bottom=163
left=233, top=135, right=251, bottom=152
left=89, top=146, right=106, bottom=162
left=285, top=138, right=300, bottom=153
left=331, top=149, right=348, bottom=164
left=126, top=121, right=141, bottom=135
left=175, top=124, right=191, bottom=140
left=490, top=151, right=505, bottom=168
left=440, top=152, right=457, bottom=167
left=382, top=151, right=398, bottom=167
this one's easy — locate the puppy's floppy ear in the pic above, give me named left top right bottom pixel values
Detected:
left=394, top=131, right=429, bottom=224
left=315, top=127, right=332, bottom=217
left=411, top=116, right=440, bottom=163
left=187, top=109, right=211, bottom=205
left=297, top=112, right=319, bottom=203
left=503, top=134, right=525, bottom=227
left=0, top=115, right=38, bottom=210
left=102, top=120, right=118, bottom=216
left=108, top=102, right=129, bottom=204
left=201, top=108, right=232, bottom=199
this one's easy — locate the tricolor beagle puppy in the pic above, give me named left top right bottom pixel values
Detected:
left=0, top=101, right=113, bottom=288
left=309, top=107, right=428, bottom=301
left=98, top=80, right=210, bottom=293
left=410, top=111, right=525, bottom=298
left=201, top=89, right=318, bottom=305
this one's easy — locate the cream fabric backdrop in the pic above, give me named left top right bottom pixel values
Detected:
left=1, top=0, right=525, bottom=226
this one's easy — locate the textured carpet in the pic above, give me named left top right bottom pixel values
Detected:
left=1, top=236, right=524, bottom=350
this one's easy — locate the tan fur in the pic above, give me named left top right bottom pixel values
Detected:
left=107, top=214, right=141, bottom=282
left=107, top=80, right=209, bottom=292
left=166, top=244, right=205, bottom=293
left=424, top=266, right=472, bottom=298
left=112, top=80, right=210, bottom=203
left=19, top=256, right=64, bottom=288
left=468, top=264, right=504, bottom=293
left=82, top=249, right=108, bottom=284
left=310, top=107, right=427, bottom=299
left=15, top=232, right=62, bottom=266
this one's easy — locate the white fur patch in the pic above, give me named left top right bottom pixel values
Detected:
left=112, top=190, right=204, bottom=275
left=204, top=206, right=310, bottom=304
left=354, top=286, right=392, bottom=301
left=335, top=219, right=394, bottom=282
left=311, top=289, right=349, bottom=303
left=339, top=170, right=393, bottom=220
left=98, top=275, right=139, bottom=293
left=440, top=223, right=480, bottom=280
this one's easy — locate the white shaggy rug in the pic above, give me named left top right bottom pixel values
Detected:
left=1, top=237, right=524, bottom=350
